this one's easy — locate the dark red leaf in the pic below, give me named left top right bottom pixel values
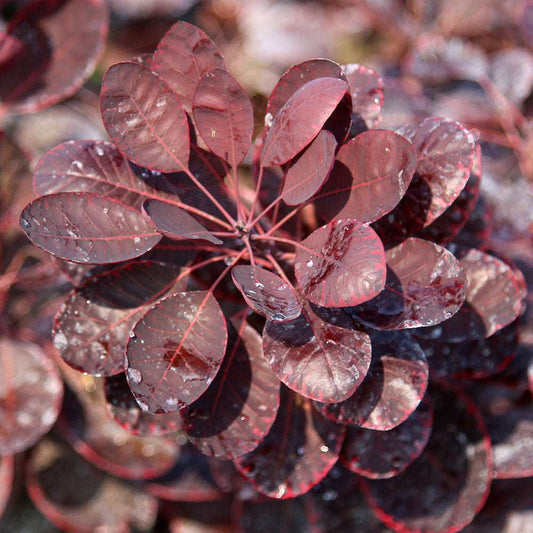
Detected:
left=152, top=21, right=226, bottom=111
left=144, top=199, right=222, bottom=245
left=340, top=397, right=433, bottom=479
left=342, top=63, right=384, bottom=129
left=490, top=47, right=533, bottom=104
left=105, top=373, right=182, bottom=436
left=180, top=320, right=280, bottom=459
left=231, top=265, right=301, bottom=322
left=234, top=388, right=345, bottom=499
left=0, top=0, right=108, bottom=114
left=281, top=130, right=337, bottom=206
left=451, top=196, right=494, bottom=251
left=20, top=192, right=161, bottom=264
left=314, top=130, right=417, bottom=223
left=354, top=238, right=466, bottom=330
left=294, top=219, right=386, bottom=308
left=101, top=62, right=190, bottom=173
left=261, top=77, right=349, bottom=167
left=360, top=384, right=492, bottom=533
left=315, top=331, right=428, bottom=430
left=0, top=455, right=14, bottom=520
left=263, top=304, right=371, bottom=403
left=193, top=69, right=253, bottom=166
left=126, top=291, right=227, bottom=413
left=54, top=261, right=183, bottom=376
left=26, top=437, right=158, bottom=532
left=0, top=339, right=62, bottom=455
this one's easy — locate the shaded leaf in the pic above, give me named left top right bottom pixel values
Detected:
left=231, top=265, right=301, bottom=322
left=20, top=192, right=161, bottom=264
left=281, top=130, right=337, bottom=206
left=315, top=130, right=417, bottom=223
left=144, top=199, right=222, bottom=244
left=354, top=238, right=466, bottom=330
left=193, top=69, right=253, bottom=166
left=341, top=397, right=433, bottom=479
left=101, top=62, right=190, bottom=173
left=490, top=47, right=533, bottom=104
left=126, top=291, right=227, bottom=413
left=315, top=331, right=428, bottom=430
left=235, top=388, right=345, bottom=499
left=0, top=339, right=63, bottom=454
left=152, top=21, right=226, bottom=111
left=263, top=304, right=371, bottom=403
left=261, top=78, right=349, bottom=167
left=294, top=219, right=386, bottom=308
left=181, top=320, right=280, bottom=459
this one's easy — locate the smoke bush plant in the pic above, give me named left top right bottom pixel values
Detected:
left=19, top=20, right=528, bottom=532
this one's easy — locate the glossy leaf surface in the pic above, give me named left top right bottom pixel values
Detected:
left=354, top=238, right=466, bottom=330
left=20, top=192, right=161, bottom=263
left=180, top=321, right=280, bottom=459
left=54, top=261, right=183, bottom=376
left=152, top=21, right=226, bottom=111
left=281, top=130, right=337, bottom=206
left=315, top=331, right=428, bottom=430
left=235, top=388, right=345, bottom=499
left=261, top=77, right=348, bottom=167
left=315, top=130, right=417, bottom=223
left=231, top=265, right=301, bottom=322
left=294, top=219, right=386, bottom=307
left=126, top=291, right=227, bottom=413
left=101, top=62, right=190, bottom=173
left=263, top=305, right=371, bottom=403
left=0, top=340, right=63, bottom=455
left=193, top=69, right=253, bottom=166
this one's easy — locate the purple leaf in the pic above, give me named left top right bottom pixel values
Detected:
left=152, top=21, right=226, bottom=111
left=315, top=130, right=417, bottom=223
left=126, top=291, right=227, bottom=413
left=0, top=0, right=108, bottom=114
left=193, top=69, right=253, bottom=166
left=341, top=397, right=433, bottom=479
left=315, top=331, right=428, bottom=430
left=234, top=388, right=345, bottom=499
left=53, top=261, right=184, bottom=376
left=144, top=199, right=222, bottom=245
left=360, top=384, right=492, bottom=533
left=20, top=192, right=161, bottom=264
left=294, top=219, right=386, bottom=308
left=263, top=304, right=371, bottom=403
left=261, top=77, right=349, bottom=167
left=0, top=339, right=63, bottom=455
left=281, top=130, right=337, bottom=206
left=101, top=62, right=190, bottom=173
left=180, top=320, right=280, bottom=459
left=354, top=238, right=466, bottom=330
left=231, top=265, right=301, bottom=322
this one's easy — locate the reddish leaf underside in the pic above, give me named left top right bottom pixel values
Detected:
left=101, top=62, right=190, bottom=173
left=20, top=192, right=161, bottom=264
left=126, top=291, right=227, bottom=413
left=231, top=265, right=302, bottom=322
left=263, top=305, right=371, bottom=403
left=294, top=219, right=386, bottom=308
left=193, top=68, right=254, bottom=166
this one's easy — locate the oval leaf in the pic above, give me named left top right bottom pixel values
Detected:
left=126, top=291, right=227, bottom=413
left=231, top=265, right=301, bottom=322
left=193, top=69, right=253, bottom=166
left=315, top=130, right=417, bottom=223
left=261, top=77, right=349, bottom=167
left=20, top=192, right=161, bottom=264
left=101, top=62, right=190, bottom=173
left=263, top=305, right=371, bottom=403
left=281, top=130, right=337, bottom=206
left=152, top=21, right=226, bottom=111
left=294, top=219, right=386, bottom=307
left=315, top=331, right=428, bottom=430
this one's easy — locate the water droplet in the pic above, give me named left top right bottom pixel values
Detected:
left=95, top=145, right=104, bottom=156
left=322, top=489, right=338, bottom=501
left=103, top=208, right=109, bottom=215
left=306, top=259, right=314, bottom=268
left=133, top=237, right=141, bottom=245
left=320, top=445, right=329, bottom=453
left=127, top=367, right=142, bottom=384
left=156, top=96, right=167, bottom=107
left=166, top=397, right=178, bottom=407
